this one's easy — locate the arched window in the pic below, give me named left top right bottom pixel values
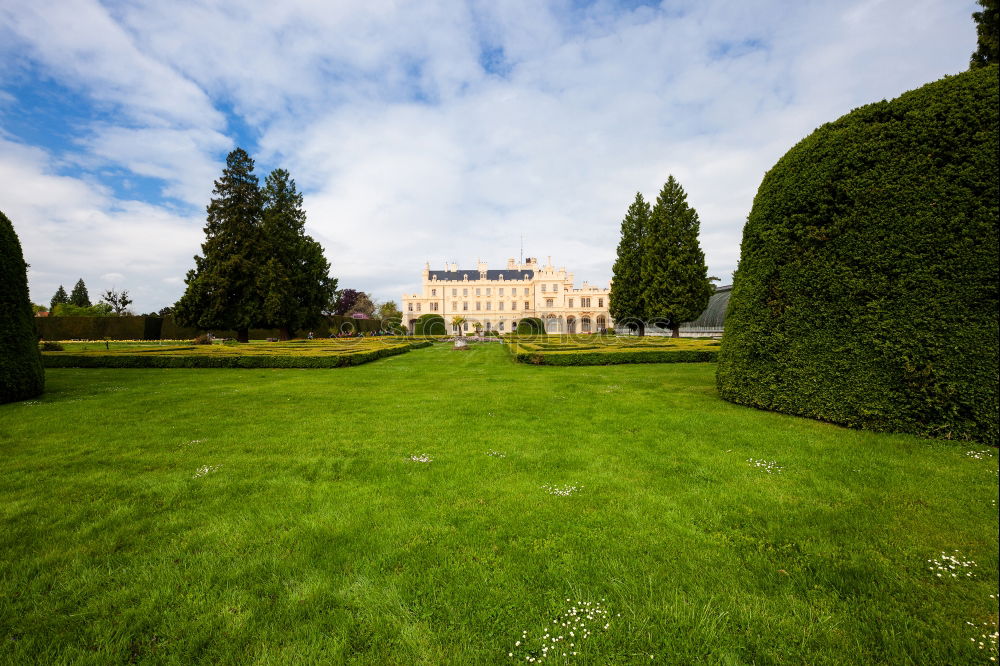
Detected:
left=581, top=317, right=592, bottom=332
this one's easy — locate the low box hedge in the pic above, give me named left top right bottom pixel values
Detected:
left=41, top=339, right=419, bottom=369
left=508, top=336, right=720, bottom=365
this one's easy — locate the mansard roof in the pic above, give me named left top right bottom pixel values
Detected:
left=428, top=269, right=535, bottom=282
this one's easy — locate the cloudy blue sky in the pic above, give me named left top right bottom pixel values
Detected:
left=0, top=0, right=979, bottom=312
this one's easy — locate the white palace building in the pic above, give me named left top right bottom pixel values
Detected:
left=401, top=257, right=613, bottom=334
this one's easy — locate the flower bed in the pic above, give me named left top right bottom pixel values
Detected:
left=507, top=335, right=719, bottom=365
left=41, top=339, right=429, bottom=369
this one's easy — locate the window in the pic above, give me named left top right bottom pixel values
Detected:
left=512, top=301, right=517, bottom=310
left=582, top=317, right=592, bottom=332
left=463, top=288, right=468, bottom=296
left=524, top=288, right=529, bottom=295
left=463, top=322, right=468, bottom=331
left=499, top=302, right=504, bottom=311
left=431, top=289, right=436, bottom=296
left=581, top=297, right=591, bottom=307
left=416, top=303, right=422, bottom=312
left=568, top=298, right=573, bottom=308
left=486, top=288, right=491, bottom=296
left=431, top=302, right=438, bottom=311
left=512, top=320, right=518, bottom=330
left=553, top=284, right=558, bottom=292
left=476, top=288, right=481, bottom=296
left=452, top=301, right=457, bottom=310
left=524, top=301, right=530, bottom=310
left=408, top=303, right=413, bottom=311
left=541, top=284, right=547, bottom=292
left=463, top=302, right=468, bottom=311
left=452, top=288, right=457, bottom=296
left=545, top=299, right=553, bottom=307
left=485, top=321, right=491, bottom=331
left=499, top=321, right=505, bottom=331
left=476, top=302, right=481, bottom=311
left=499, top=288, right=504, bottom=296
left=486, top=302, right=492, bottom=310
left=598, top=298, right=603, bottom=307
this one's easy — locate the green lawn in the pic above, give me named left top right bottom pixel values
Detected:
left=1, top=343, right=996, bottom=664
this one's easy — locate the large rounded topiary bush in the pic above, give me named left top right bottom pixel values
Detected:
left=717, top=66, right=998, bottom=446
left=515, top=317, right=546, bottom=335
left=413, top=314, right=446, bottom=335
left=1, top=211, right=44, bottom=403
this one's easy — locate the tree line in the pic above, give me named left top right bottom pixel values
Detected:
left=45, top=279, right=132, bottom=316
left=608, top=175, right=713, bottom=337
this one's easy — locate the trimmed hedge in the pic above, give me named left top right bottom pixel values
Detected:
left=35, top=316, right=152, bottom=341
left=511, top=348, right=717, bottom=365
left=39, top=314, right=382, bottom=341
left=41, top=339, right=428, bottom=369
left=1, top=211, right=44, bottom=403
left=413, top=314, right=446, bottom=335
left=509, top=336, right=720, bottom=365
left=718, top=66, right=999, bottom=446
left=515, top=317, right=546, bottom=335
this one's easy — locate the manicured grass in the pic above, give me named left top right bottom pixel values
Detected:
left=1, top=343, right=996, bottom=663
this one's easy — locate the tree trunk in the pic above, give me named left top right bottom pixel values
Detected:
left=637, top=321, right=645, bottom=337
left=237, top=328, right=249, bottom=343
left=278, top=327, right=292, bottom=341
left=670, top=325, right=680, bottom=338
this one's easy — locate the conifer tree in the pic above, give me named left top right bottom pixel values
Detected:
left=609, top=192, right=650, bottom=336
left=642, top=175, right=711, bottom=337
left=1, top=210, right=44, bottom=403
left=970, top=0, right=998, bottom=68
left=256, top=168, right=337, bottom=339
left=69, top=279, right=91, bottom=307
left=50, top=285, right=69, bottom=312
left=175, top=148, right=263, bottom=342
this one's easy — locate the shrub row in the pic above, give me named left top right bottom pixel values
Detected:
left=42, top=343, right=414, bottom=369
left=37, top=314, right=383, bottom=341
left=508, top=336, right=720, bottom=365
left=510, top=347, right=718, bottom=365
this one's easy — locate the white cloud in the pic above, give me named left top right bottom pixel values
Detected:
left=0, top=137, right=202, bottom=310
left=0, top=0, right=981, bottom=311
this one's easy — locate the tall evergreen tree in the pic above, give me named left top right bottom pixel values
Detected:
left=642, top=175, right=711, bottom=338
left=609, top=192, right=650, bottom=336
left=256, top=169, right=338, bottom=340
left=50, top=285, right=69, bottom=312
left=69, top=279, right=91, bottom=307
left=175, top=148, right=263, bottom=343
left=1, top=210, right=44, bottom=403
left=970, top=0, right=998, bottom=68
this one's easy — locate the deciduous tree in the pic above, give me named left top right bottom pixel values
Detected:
left=333, top=289, right=361, bottom=316
left=100, top=288, right=133, bottom=315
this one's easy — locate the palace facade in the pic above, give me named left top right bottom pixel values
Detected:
left=401, top=257, right=612, bottom=334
